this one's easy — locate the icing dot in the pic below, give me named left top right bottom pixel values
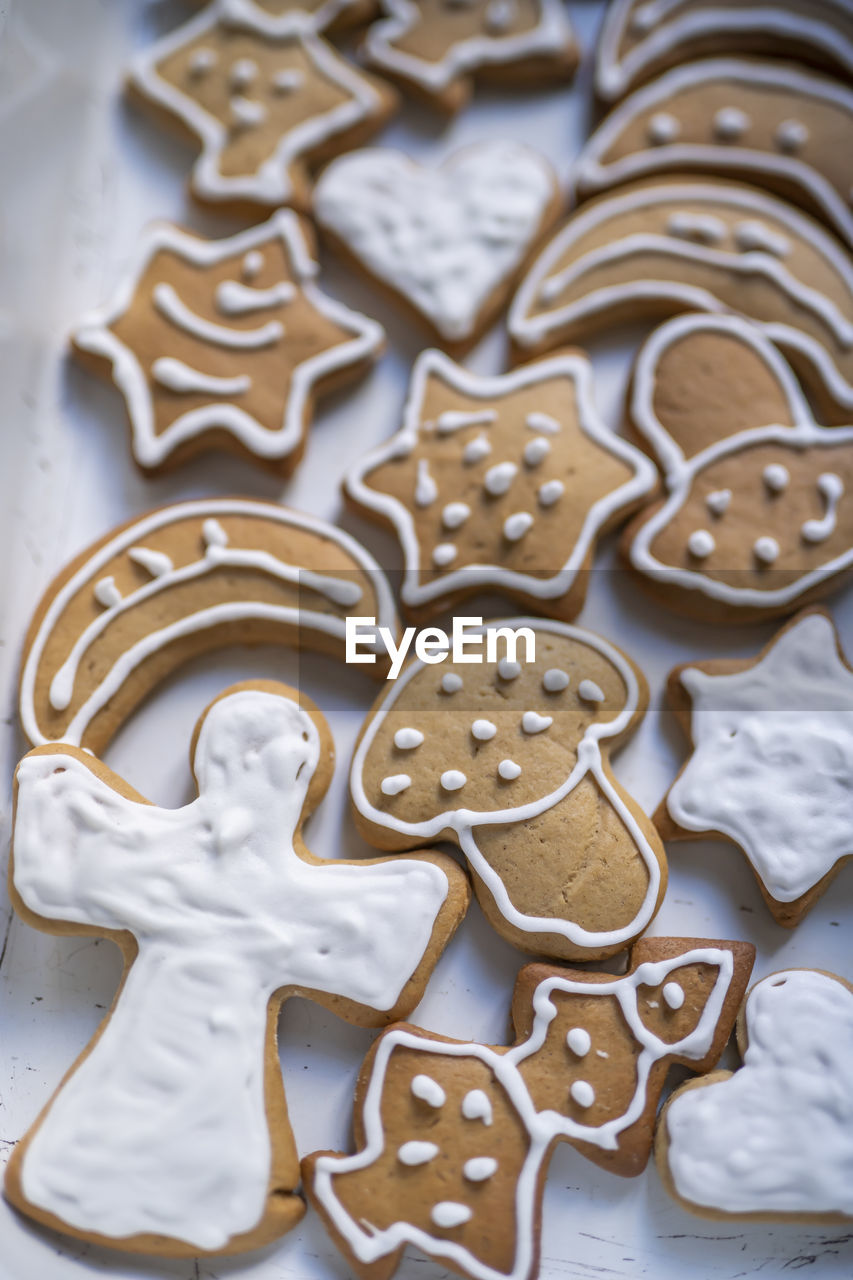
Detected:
left=714, top=106, right=750, bottom=141
left=242, top=249, right=264, bottom=280
left=381, top=774, right=411, bottom=796
left=442, top=673, right=463, bottom=693
left=94, top=576, right=122, bottom=609
left=647, top=111, right=680, bottom=145
left=463, top=434, right=492, bottom=464
left=706, top=488, right=731, bottom=517
left=526, top=412, right=560, bottom=434
left=398, top=1141, right=438, bottom=1166
left=411, top=1075, right=446, bottom=1107
left=578, top=679, right=605, bottom=703
left=394, top=728, right=424, bottom=750
left=570, top=1080, right=596, bottom=1108
left=775, top=118, right=809, bottom=153
left=763, top=463, right=789, bottom=493
left=431, top=1202, right=472, bottom=1229
left=566, top=1027, right=591, bottom=1057
left=538, top=479, right=564, bottom=507
left=503, top=512, right=534, bottom=542
left=188, top=47, right=217, bottom=76
left=497, top=657, right=521, bottom=680
left=484, top=462, right=518, bottom=496
left=521, top=710, right=553, bottom=734
left=441, top=770, right=466, bottom=791
left=734, top=220, right=791, bottom=257
left=523, top=437, right=551, bottom=466
left=433, top=543, right=457, bottom=567
left=687, top=529, right=715, bottom=559
left=464, top=1157, right=498, bottom=1183
left=461, top=1089, right=493, bottom=1124
left=666, top=212, right=726, bottom=245
left=442, top=502, right=471, bottom=530
left=203, top=517, right=228, bottom=549
left=543, top=668, right=569, bottom=693
left=272, top=68, right=304, bottom=93
left=230, top=95, right=267, bottom=128
left=663, top=981, right=685, bottom=1011
left=631, top=3, right=655, bottom=32
left=230, top=57, right=258, bottom=90
left=415, top=459, right=438, bottom=507
left=472, top=719, right=497, bottom=741
left=484, top=0, right=514, bottom=33
left=498, top=759, right=521, bottom=781
left=753, top=536, right=780, bottom=565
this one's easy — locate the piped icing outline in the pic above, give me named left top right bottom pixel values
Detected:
left=575, top=57, right=853, bottom=248
left=626, top=312, right=853, bottom=611
left=218, top=0, right=371, bottom=37
left=350, top=617, right=662, bottom=949
left=19, top=497, right=397, bottom=749
left=595, top=0, right=853, bottom=102
left=73, top=210, right=383, bottom=470
left=345, top=349, right=657, bottom=611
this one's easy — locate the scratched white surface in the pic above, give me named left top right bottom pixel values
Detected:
left=0, top=2, right=852, bottom=1278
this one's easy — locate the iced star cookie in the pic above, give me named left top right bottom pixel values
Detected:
left=350, top=618, right=667, bottom=961
left=575, top=58, right=853, bottom=249
left=19, top=498, right=398, bottom=754
left=3, top=682, right=469, bottom=1255
left=304, top=937, right=754, bottom=1280
left=344, top=349, right=657, bottom=621
left=657, top=969, right=853, bottom=1223
left=128, top=1, right=396, bottom=213
left=361, top=0, right=578, bottom=114
left=622, top=313, right=853, bottom=621
left=596, top=0, right=853, bottom=103
left=72, top=211, right=383, bottom=474
left=509, top=178, right=853, bottom=423
left=656, top=610, right=853, bottom=925
left=313, top=142, right=563, bottom=352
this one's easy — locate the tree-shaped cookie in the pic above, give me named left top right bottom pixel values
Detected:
left=657, top=609, right=853, bottom=926
left=345, top=349, right=657, bottom=621
left=657, top=968, right=853, bottom=1223
left=622, top=313, right=853, bottom=621
left=304, top=936, right=754, bottom=1280
left=128, top=1, right=396, bottom=212
left=4, top=682, right=469, bottom=1255
left=350, top=618, right=667, bottom=961
left=72, top=212, right=383, bottom=474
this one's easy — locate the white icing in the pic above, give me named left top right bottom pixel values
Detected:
left=666, top=970, right=853, bottom=1216
left=153, top=282, right=284, bottom=349
left=497, top=658, right=521, bottom=680
left=647, top=111, right=680, bottom=144
left=229, top=57, right=258, bottom=90
left=381, top=774, right=412, bottom=796
left=189, top=47, right=217, bottom=76
left=503, top=512, right=534, bottom=542
left=776, top=118, right=809, bottom=153
left=668, top=612, right=853, bottom=902
left=667, top=211, right=725, bottom=244
left=441, top=770, right=467, bottom=791
left=128, top=546, right=174, bottom=578
left=753, top=535, right=779, bottom=565
left=566, top=1027, right=591, bottom=1057
left=570, top=1080, right=595, bottom=1108
left=229, top=94, right=267, bottom=129
left=537, top=479, right=564, bottom=507
left=94, top=577, right=122, bottom=609
left=801, top=472, right=844, bottom=542
left=713, top=105, right=750, bottom=141
left=687, top=530, right=714, bottom=558
left=398, top=1141, right=439, bottom=1166
left=484, top=462, right=518, bottom=496
left=441, top=673, right=463, bottom=693
left=431, top=1202, right=473, bottom=1229
left=663, top=981, right=684, bottom=1010
left=521, top=711, right=552, bottom=734
left=523, top=437, right=551, bottom=466
left=472, top=720, right=497, bottom=741
left=433, top=543, right=458, bottom=567
left=463, top=1157, right=498, bottom=1182
left=415, top=459, right=438, bottom=507
left=242, top=249, right=264, bottom=279
left=734, top=220, right=791, bottom=257
left=762, top=463, right=789, bottom=493
left=542, top=668, right=569, bottom=693
left=272, top=68, right=305, bottom=92
left=485, top=0, right=514, bottom=33
left=215, top=279, right=296, bottom=314
left=498, top=759, right=522, bottom=781
left=411, top=1075, right=447, bottom=1107
left=442, top=502, right=471, bottom=530
left=151, top=357, right=251, bottom=397
left=436, top=409, right=497, bottom=433
left=462, top=1089, right=493, bottom=1124
left=706, top=489, right=731, bottom=516
left=578, top=679, right=605, bottom=703
left=526, top=412, right=560, bottom=434
left=394, top=728, right=424, bottom=750
left=13, top=690, right=450, bottom=1248
left=464, top=434, right=492, bottom=464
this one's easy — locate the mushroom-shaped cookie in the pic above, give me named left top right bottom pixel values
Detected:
left=350, top=618, right=667, bottom=961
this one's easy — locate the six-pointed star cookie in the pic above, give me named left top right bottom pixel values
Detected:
left=657, top=609, right=853, bottom=927
left=72, top=211, right=384, bottom=474
left=128, top=1, right=396, bottom=211
left=362, top=0, right=578, bottom=114
left=344, top=349, right=658, bottom=620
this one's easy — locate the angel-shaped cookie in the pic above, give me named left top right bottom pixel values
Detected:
left=305, top=936, right=754, bottom=1280
left=350, top=618, right=667, bottom=961
left=4, top=682, right=469, bottom=1254
left=622, top=312, right=853, bottom=620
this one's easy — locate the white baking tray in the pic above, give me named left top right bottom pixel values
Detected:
left=1, top=2, right=851, bottom=1278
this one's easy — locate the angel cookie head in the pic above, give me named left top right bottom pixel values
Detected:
left=350, top=618, right=667, bottom=961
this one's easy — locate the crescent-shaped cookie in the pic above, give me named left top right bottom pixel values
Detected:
left=575, top=59, right=853, bottom=248
left=19, top=498, right=398, bottom=753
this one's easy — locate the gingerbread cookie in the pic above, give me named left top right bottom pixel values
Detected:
left=350, top=617, right=667, bottom=961
left=622, top=313, right=853, bottom=621
left=508, top=178, right=853, bottom=424
left=205, top=0, right=379, bottom=37
left=4, top=682, right=468, bottom=1255
left=19, top=498, right=398, bottom=754
left=344, top=349, right=657, bottom=620
left=657, top=610, right=853, bottom=925
left=72, top=211, right=383, bottom=474
left=128, top=1, right=396, bottom=213
left=304, top=937, right=754, bottom=1280
left=575, top=58, right=853, bottom=248
left=361, top=0, right=578, bottom=114
left=313, top=142, right=563, bottom=351
left=596, top=0, right=853, bottom=103
left=657, top=969, right=853, bottom=1222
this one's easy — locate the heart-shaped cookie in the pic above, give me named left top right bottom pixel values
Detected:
left=313, top=141, right=561, bottom=349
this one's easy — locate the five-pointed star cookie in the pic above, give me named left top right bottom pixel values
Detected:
left=72, top=210, right=384, bottom=474
left=344, top=349, right=658, bottom=620
left=128, top=1, right=396, bottom=211
left=657, top=609, right=853, bottom=927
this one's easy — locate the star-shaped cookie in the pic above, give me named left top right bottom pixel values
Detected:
left=128, top=1, right=396, bottom=212
left=344, top=349, right=658, bottom=620
left=657, top=609, right=853, bottom=926
left=72, top=210, right=384, bottom=474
